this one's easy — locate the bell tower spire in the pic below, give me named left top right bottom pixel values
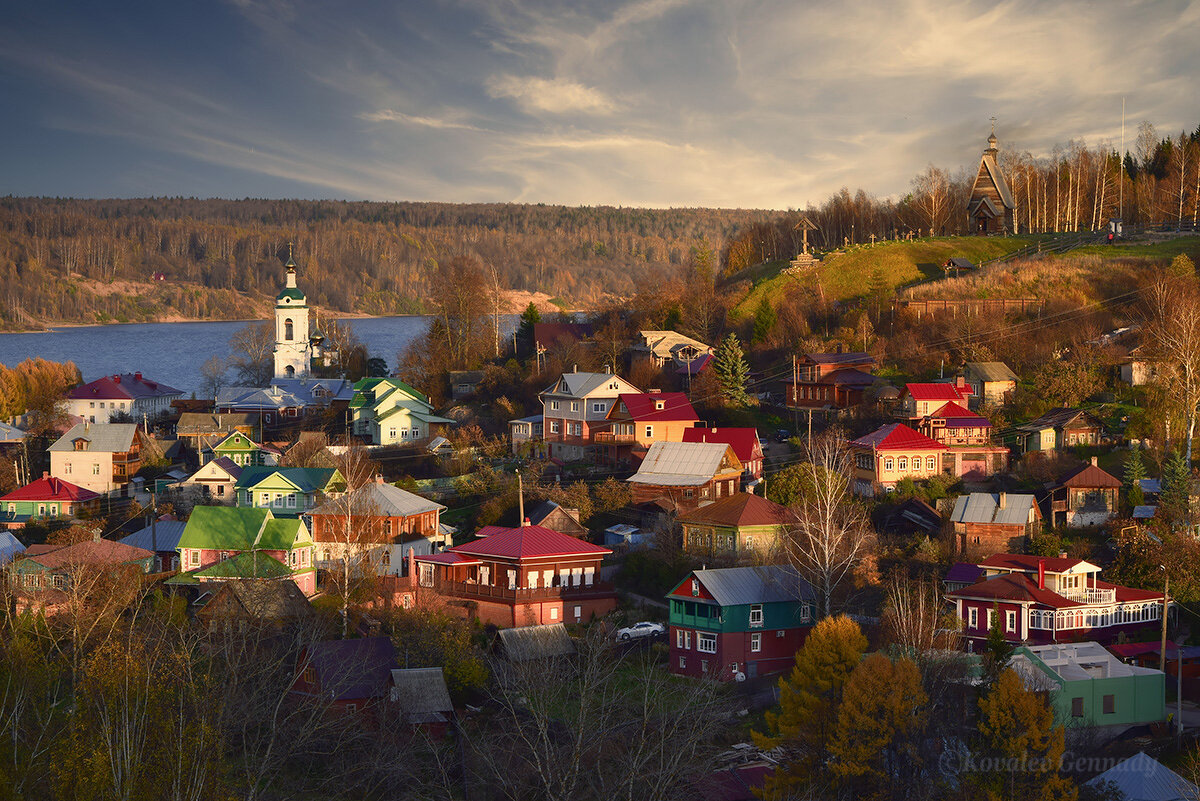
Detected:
left=273, top=244, right=311, bottom=381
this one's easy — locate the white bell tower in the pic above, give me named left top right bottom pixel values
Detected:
left=273, top=247, right=311, bottom=380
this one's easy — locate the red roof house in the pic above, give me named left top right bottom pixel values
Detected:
left=1, top=474, right=102, bottom=528
left=66, top=372, right=184, bottom=424
left=682, top=427, right=765, bottom=480
left=900, top=380, right=972, bottom=418
left=596, top=392, right=699, bottom=464
left=413, top=524, right=615, bottom=627
left=918, top=401, right=1008, bottom=479
left=848, top=423, right=948, bottom=496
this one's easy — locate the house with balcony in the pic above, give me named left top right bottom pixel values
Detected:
left=668, top=565, right=816, bottom=682
left=1015, top=408, right=1106, bottom=453
left=234, top=466, right=345, bottom=517
left=66, top=372, right=184, bottom=425
left=413, top=523, right=615, bottom=627
left=946, top=554, right=1166, bottom=649
left=349, top=378, right=453, bottom=446
left=918, top=401, right=1008, bottom=479
left=786, top=351, right=876, bottom=410
left=848, top=423, right=948, bottom=497
left=627, top=441, right=744, bottom=511
left=539, top=368, right=641, bottom=462
left=48, top=423, right=148, bottom=496
left=682, top=427, right=765, bottom=481
left=679, top=493, right=788, bottom=561
left=632, top=330, right=714, bottom=371
left=899, top=380, right=972, bottom=419
left=596, top=391, right=699, bottom=465
left=173, top=505, right=317, bottom=595
left=950, top=492, right=1042, bottom=560
left=0, top=474, right=101, bottom=529
left=1048, top=459, right=1121, bottom=528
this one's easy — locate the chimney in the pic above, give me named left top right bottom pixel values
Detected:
left=134, top=372, right=142, bottom=381
left=1090, top=456, right=1098, bottom=467
left=407, top=547, right=417, bottom=589
left=375, top=474, right=385, bottom=484
left=1059, top=551, right=1068, bottom=559
left=42, top=471, right=49, bottom=480
left=998, top=491, right=1006, bottom=510
left=523, top=517, right=531, bottom=527
left=955, top=375, right=965, bottom=389
left=573, top=364, right=578, bottom=373
left=92, top=530, right=101, bottom=543
left=113, top=375, right=121, bottom=384
left=1038, top=558, right=1045, bottom=589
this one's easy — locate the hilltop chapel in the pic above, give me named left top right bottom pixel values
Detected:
left=967, top=126, right=1017, bottom=234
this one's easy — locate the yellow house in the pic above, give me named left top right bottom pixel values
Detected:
left=849, top=423, right=948, bottom=497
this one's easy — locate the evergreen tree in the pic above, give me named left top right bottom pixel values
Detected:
left=753, top=615, right=868, bottom=795
left=1124, top=448, right=1147, bottom=509
left=751, top=295, right=777, bottom=344
left=517, top=301, right=541, bottom=356
left=714, top=332, right=750, bottom=406
left=1161, top=449, right=1192, bottom=526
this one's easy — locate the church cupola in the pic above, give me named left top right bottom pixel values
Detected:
left=273, top=244, right=312, bottom=380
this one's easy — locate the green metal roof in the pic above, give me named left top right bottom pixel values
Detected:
left=259, top=518, right=308, bottom=550
left=178, top=506, right=269, bottom=550
left=235, top=466, right=342, bottom=494
left=167, top=550, right=292, bottom=583
left=276, top=288, right=306, bottom=302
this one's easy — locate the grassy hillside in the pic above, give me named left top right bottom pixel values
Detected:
left=730, top=236, right=1034, bottom=320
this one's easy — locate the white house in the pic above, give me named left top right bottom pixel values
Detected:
left=66, top=373, right=184, bottom=424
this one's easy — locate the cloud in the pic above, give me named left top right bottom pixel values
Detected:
left=486, top=75, right=617, bottom=115
left=357, top=110, right=487, bottom=131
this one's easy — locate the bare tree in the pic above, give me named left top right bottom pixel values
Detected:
left=909, top=165, right=954, bottom=235
left=327, top=439, right=383, bottom=638
left=880, top=572, right=961, bottom=653
left=198, top=355, right=227, bottom=400
left=227, top=321, right=275, bottom=386
left=1145, top=268, right=1200, bottom=464
left=780, top=429, right=875, bottom=617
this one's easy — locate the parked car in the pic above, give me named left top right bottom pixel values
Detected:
left=775, top=429, right=792, bottom=443
left=615, top=621, right=665, bottom=641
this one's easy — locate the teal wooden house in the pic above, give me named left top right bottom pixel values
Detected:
left=1010, top=642, right=1165, bottom=727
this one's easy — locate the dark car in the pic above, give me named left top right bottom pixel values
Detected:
left=775, top=429, right=791, bottom=443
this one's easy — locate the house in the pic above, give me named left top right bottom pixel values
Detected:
left=0, top=422, right=25, bottom=445
left=349, top=377, right=453, bottom=446
left=962, top=362, right=1019, bottom=408
left=176, top=413, right=259, bottom=454
left=533, top=322, right=594, bottom=361
left=193, top=578, right=314, bottom=630
left=967, top=128, right=1017, bottom=234
left=632, top=330, right=714, bottom=370
left=9, top=538, right=154, bottom=593
left=626, top=441, right=744, bottom=510
left=880, top=497, right=943, bottom=537
left=603, top=524, right=648, bottom=549
left=899, top=380, right=972, bottom=419
left=692, top=763, right=773, bottom=801
left=306, top=476, right=446, bottom=574
left=848, top=423, right=948, bottom=496
left=48, top=422, right=149, bottom=495
left=918, top=401, right=1008, bottom=479
left=391, top=667, right=455, bottom=735
left=119, top=519, right=187, bottom=572
left=1086, top=751, right=1199, bottom=801
left=508, top=415, right=544, bottom=456
left=1049, top=458, right=1121, bottom=528
left=448, top=370, right=486, bottom=401
left=1119, top=344, right=1161, bottom=387
left=786, top=351, right=876, bottom=410
left=679, top=493, right=788, bottom=560
left=66, top=372, right=184, bottom=424
left=217, top=381, right=352, bottom=424
left=946, top=554, right=1166, bottom=648
left=526, top=500, right=588, bottom=538
left=413, top=524, right=615, bottom=627
left=174, top=506, right=317, bottom=595
left=181, top=456, right=243, bottom=503
left=0, top=474, right=101, bottom=529
left=292, top=637, right=398, bottom=716
left=943, top=562, right=984, bottom=592
left=539, top=368, right=642, bottom=462
left=234, top=466, right=345, bottom=516
left=596, top=391, right=699, bottom=464
left=682, top=427, right=765, bottom=481
left=668, top=565, right=816, bottom=682
left=1009, top=642, right=1164, bottom=726
left=1015, top=408, right=1105, bottom=453
left=203, top=430, right=277, bottom=467
left=950, top=492, right=1041, bottom=560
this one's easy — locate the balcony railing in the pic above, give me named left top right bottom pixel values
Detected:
left=593, top=432, right=636, bottom=444
left=1060, top=587, right=1116, bottom=605
left=430, top=578, right=615, bottom=604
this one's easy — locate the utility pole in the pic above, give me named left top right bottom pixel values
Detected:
left=1160, top=567, right=1170, bottom=672
left=792, top=354, right=799, bottom=433
left=517, top=470, right=524, bottom=525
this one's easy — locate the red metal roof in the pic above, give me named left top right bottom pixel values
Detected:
left=612, top=392, right=698, bottom=422
left=929, top=401, right=989, bottom=426
left=946, top=573, right=1082, bottom=609
left=979, top=553, right=1091, bottom=574
left=678, top=493, right=787, bottom=527
left=1, top=475, right=100, bottom=503
left=450, top=525, right=610, bottom=561
left=67, top=373, right=182, bottom=401
left=681, top=427, right=761, bottom=463
left=413, top=552, right=482, bottom=566
left=905, top=383, right=970, bottom=401
left=850, top=423, right=946, bottom=451
left=1056, top=462, right=1122, bottom=489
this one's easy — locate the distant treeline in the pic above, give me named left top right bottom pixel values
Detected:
left=0, top=197, right=774, bottom=330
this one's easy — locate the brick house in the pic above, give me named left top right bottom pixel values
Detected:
left=918, top=401, right=1008, bottom=479
left=539, top=369, right=642, bottom=462
left=413, top=524, right=616, bottom=627
left=668, top=565, right=816, bottom=682
left=596, top=391, right=699, bottom=464
left=946, top=554, right=1166, bottom=649
left=66, top=372, right=184, bottom=424
left=950, top=492, right=1042, bottom=560
left=786, top=351, right=876, bottom=410
left=679, top=493, right=788, bottom=561
left=292, top=637, right=398, bottom=717
left=627, top=441, right=744, bottom=510
left=682, top=427, right=765, bottom=480
left=848, top=423, right=948, bottom=496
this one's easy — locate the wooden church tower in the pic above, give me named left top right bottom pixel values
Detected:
left=967, top=123, right=1016, bottom=234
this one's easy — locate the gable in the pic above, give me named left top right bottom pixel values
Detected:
left=668, top=573, right=716, bottom=602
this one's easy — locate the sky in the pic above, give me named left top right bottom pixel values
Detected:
left=1, top=0, right=1198, bottom=209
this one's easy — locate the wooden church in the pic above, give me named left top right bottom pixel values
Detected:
left=967, top=127, right=1016, bottom=234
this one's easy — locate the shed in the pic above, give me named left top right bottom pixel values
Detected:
left=496, top=623, right=577, bottom=662
left=390, top=667, right=454, bottom=725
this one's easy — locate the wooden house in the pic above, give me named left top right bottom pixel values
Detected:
left=596, top=391, right=699, bottom=464
left=848, top=423, right=947, bottom=497
left=668, top=565, right=816, bottom=682
left=899, top=380, right=972, bottom=419
left=181, top=456, right=243, bottom=503
left=48, top=422, right=149, bottom=495
left=0, top=474, right=101, bottom=529
left=194, top=578, right=313, bottom=630
left=786, top=351, right=876, bottom=410
left=950, top=492, right=1041, bottom=560
left=234, top=466, right=345, bottom=516
left=682, top=427, right=765, bottom=480
left=918, top=401, right=1008, bottom=479
left=292, top=637, right=398, bottom=717
left=626, top=441, right=744, bottom=510
left=526, top=500, right=588, bottom=538
left=679, top=493, right=788, bottom=561
left=539, top=368, right=642, bottom=462
left=967, top=129, right=1016, bottom=234
left=174, top=506, right=317, bottom=595
left=962, top=362, right=1019, bottom=408
left=119, top=519, right=187, bottom=572
left=348, top=377, right=453, bottom=446
left=631, top=330, right=713, bottom=370
left=1049, top=459, right=1122, bottom=528
left=9, top=538, right=154, bottom=594
left=390, top=667, right=455, bottom=736
left=1015, top=408, right=1105, bottom=453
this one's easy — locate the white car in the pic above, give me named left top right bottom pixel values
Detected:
left=615, top=621, right=665, bottom=641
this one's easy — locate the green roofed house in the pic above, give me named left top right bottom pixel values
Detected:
left=349, top=378, right=453, bottom=446
left=235, top=466, right=345, bottom=517
left=205, top=430, right=277, bottom=468
left=173, top=506, right=317, bottom=595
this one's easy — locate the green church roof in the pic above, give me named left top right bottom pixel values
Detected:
left=276, top=288, right=306, bottom=303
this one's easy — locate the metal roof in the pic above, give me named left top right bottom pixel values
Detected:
left=541, top=370, right=640, bottom=399
left=48, top=423, right=138, bottom=453
left=1085, top=751, right=1199, bottom=801
left=308, top=481, right=444, bottom=518
left=120, top=520, right=187, bottom=552
left=0, top=531, right=26, bottom=567
left=950, top=493, right=1036, bottom=527
left=391, top=667, right=454, bottom=717
left=691, top=564, right=813, bottom=607
left=497, top=624, right=577, bottom=662
left=964, top=362, right=1018, bottom=383
left=628, top=441, right=738, bottom=486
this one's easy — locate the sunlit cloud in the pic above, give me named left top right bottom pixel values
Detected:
left=486, top=75, right=617, bottom=115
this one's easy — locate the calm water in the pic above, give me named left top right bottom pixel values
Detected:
left=0, top=316, right=514, bottom=395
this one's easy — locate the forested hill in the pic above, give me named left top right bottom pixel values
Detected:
left=0, top=197, right=776, bottom=331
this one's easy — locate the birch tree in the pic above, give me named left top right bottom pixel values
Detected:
left=1145, top=259, right=1200, bottom=464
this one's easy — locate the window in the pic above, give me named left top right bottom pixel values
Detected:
left=777, top=629, right=785, bottom=638
left=37, top=505, right=46, bottom=517
left=592, top=402, right=605, bottom=413
left=1103, top=695, right=1115, bottom=715
left=65, top=462, right=72, bottom=474
left=1005, top=610, right=1016, bottom=633
left=926, top=456, right=936, bottom=470
left=550, top=400, right=560, bottom=410
left=190, top=550, right=200, bottom=567
left=684, top=488, right=694, bottom=499
left=574, top=605, right=582, bottom=620
left=676, top=629, right=684, bottom=648
left=884, top=458, right=894, bottom=471
left=749, top=604, right=763, bottom=627
left=92, top=464, right=100, bottom=475
left=549, top=421, right=560, bottom=434
left=751, top=633, right=761, bottom=652
left=679, top=656, right=687, bottom=669
left=287, top=494, right=296, bottom=508
left=700, top=660, right=708, bottom=673
left=645, top=425, right=653, bottom=438
left=1071, top=697, right=1084, bottom=718
left=898, top=457, right=908, bottom=471
left=691, top=579, right=700, bottom=596
left=550, top=607, right=558, bottom=620
left=968, top=607, right=979, bottom=629
left=389, top=428, right=396, bottom=440
left=284, top=318, right=294, bottom=340
left=697, top=633, right=717, bottom=653
left=573, top=423, right=582, bottom=436
left=987, top=609, right=996, bottom=632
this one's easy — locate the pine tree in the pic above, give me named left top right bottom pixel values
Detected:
left=1124, top=448, right=1147, bottom=509
left=828, top=653, right=928, bottom=800
left=751, top=296, right=776, bottom=344
left=752, top=615, right=868, bottom=795
left=974, top=668, right=1077, bottom=801
left=517, top=301, right=541, bottom=356
left=1161, top=449, right=1192, bottom=526
left=714, top=332, right=750, bottom=406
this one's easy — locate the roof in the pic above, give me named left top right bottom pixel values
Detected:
left=48, top=423, right=138, bottom=453
left=497, top=623, right=577, bottom=662
left=0, top=422, right=26, bottom=442
left=692, top=764, right=773, bottom=801
left=945, top=257, right=974, bottom=270
left=850, top=423, right=946, bottom=452
left=815, top=367, right=876, bottom=387
left=18, top=538, right=153, bottom=571
left=976, top=152, right=1017, bottom=210
left=305, top=637, right=397, bottom=701
left=1055, top=462, right=1122, bottom=489
left=682, top=427, right=761, bottom=464
left=635, top=330, right=712, bottom=359
left=533, top=322, right=594, bottom=349
left=308, top=481, right=444, bottom=518
left=182, top=550, right=293, bottom=581
left=414, top=552, right=482, bottom=566
left=979, top=553, right=1094, bottom=574
left=391, top=667, right=454, bottom=719
left=67, top=373, right=183, bottom=402
left=904, top=383, right=969, bottom=402
left=677, top=352, right=714, bottom=375
left=1016, top=407, right=1103, bottom=433
left=195, top=578, right=312, bottom=618
left=950, top=493, right=1037, bottom=527
left=628, top=441, right=740, bottom=486
left=541, top=370, right=639, bottom=399
left=176, top=412, right=258, bottom=435
left=946, top=572, right=1082, bottom=609
left=965, top=362, right=1019, bottom=383
left=928, top=401, right=990, bottom=427
left=119, top=520, right=187, bottom=553
left=945, top=562, right=984, bottom=585
left=0, top=475, right=100, bottom=504
left=449, top=525, right=610, bottom=560
left=526, top=501, right=587, bottom=535
left=611, top=392, right=698, bottom=422
left=803, top=351, right=874, bottom=366
left=678, top=493, right=787, bottom=528
left=1085, top=751, right=1199, bottom=801
left=178, top=506, right=271, bottom=550
left=235, top=466, right=340, bottom=494
left=1134, top=505, right=1158, bottom=519
left=0, top=531, right=26, bottom=567
left=685, top=564, right=814, bottom=607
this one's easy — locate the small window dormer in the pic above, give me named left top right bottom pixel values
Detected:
left=655, top=400, right=665, bottom=410
left=73, top=438, right=88, bottom=451
left=691, top=579, right=700, bottom=597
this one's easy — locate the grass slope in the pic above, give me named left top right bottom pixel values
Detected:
left=730, top=236, right=1034, bottom=319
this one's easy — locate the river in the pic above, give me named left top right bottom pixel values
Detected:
left=0, top=316, right=516, bottom=396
